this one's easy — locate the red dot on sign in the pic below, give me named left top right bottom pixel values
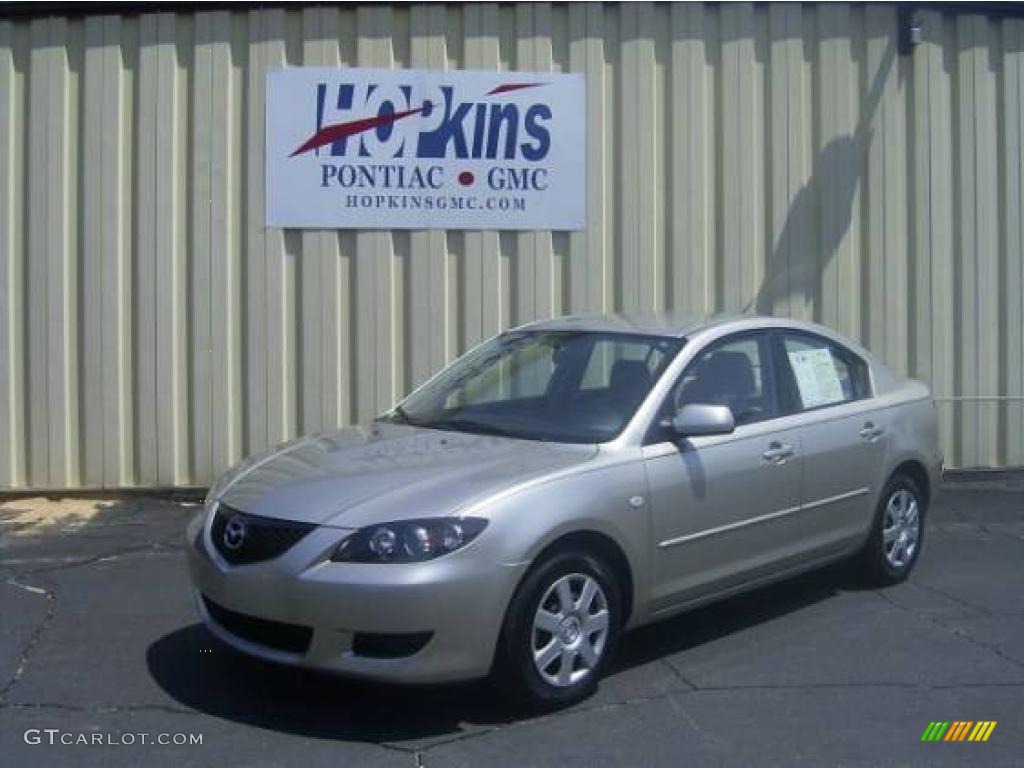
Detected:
left=458, top=171, right=475, bottom=186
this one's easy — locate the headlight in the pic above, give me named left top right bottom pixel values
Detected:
left=331, top=517, right=488, bottom=563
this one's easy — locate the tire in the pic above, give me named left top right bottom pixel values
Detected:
left=493, top=549, right=622, bottom=709
left=856, top=472, right=926, bottom=586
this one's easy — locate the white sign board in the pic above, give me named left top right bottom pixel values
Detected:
left=787, top=348, right=846, bottom=408
left=265, top=68, right=586, bottom=230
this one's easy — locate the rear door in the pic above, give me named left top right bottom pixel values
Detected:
left=773, top=330, right=889, bottom=552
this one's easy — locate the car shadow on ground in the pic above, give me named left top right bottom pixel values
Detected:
left=147, top=562, right=855, bottom=744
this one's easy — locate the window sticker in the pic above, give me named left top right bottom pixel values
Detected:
left=787, top=347, right=846, bottom=408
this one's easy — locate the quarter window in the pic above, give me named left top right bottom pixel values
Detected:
left=779, top=334, right=870, bottom=411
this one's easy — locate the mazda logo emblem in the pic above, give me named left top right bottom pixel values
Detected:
left=223, top=515, right=247, bottom=551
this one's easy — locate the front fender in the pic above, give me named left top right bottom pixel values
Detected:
left=468, top=455, right=652, bottom=627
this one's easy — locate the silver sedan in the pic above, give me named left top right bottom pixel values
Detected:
left=187, top=314, right=941, bottom=706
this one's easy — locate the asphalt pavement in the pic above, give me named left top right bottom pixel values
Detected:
left=1, top=477, right=1022, bottom=767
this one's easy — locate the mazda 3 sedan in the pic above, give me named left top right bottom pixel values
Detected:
left=187, top=314, right=941, bottom=706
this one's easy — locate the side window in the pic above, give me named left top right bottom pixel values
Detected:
left=779, top=333, right=870, bottom=411
left=664, top=334, right=777, bottom=427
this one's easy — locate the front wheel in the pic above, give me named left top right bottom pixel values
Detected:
left=856, top=473, right=926, bottom=586
left=493, top=549, right=621, bottom=708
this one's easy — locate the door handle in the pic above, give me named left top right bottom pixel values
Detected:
left=859, top=422, right=884, bottom=442
left=762, top=442, right=795, bottom=464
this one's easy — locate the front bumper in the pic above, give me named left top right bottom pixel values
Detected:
left=186, top=510, right=527, bottom=684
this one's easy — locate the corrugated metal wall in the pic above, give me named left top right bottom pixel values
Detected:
left=1, top=3, right=1022, bottom=489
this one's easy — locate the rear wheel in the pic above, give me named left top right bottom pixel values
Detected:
left=857, top=473, right=925, bottom=585
left=493, top=549, right=621, bottom=708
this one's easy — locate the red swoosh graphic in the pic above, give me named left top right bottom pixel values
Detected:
left=290, top=83, right=548, bottom=158
left=486, top=82, right=544, bottom=96
left=290, top=103, right=429, bottom=157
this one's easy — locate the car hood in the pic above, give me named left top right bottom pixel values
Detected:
left=218, top=423, right=599, bottom=528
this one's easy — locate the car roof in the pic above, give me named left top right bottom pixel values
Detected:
left=515, top=312, right=876, bottom=347
left=516, top=312, right=753, bottom=339
left=516, top=313, right=786, bottom=339
left=514, top=312, right=906, bottom=394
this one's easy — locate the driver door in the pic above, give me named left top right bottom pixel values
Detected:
left=641, top=331, right=803, bottom=613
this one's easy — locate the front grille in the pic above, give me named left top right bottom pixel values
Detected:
left=203, top=595, right=313, bottom=655
left=210, top=504, right=316, bottom=565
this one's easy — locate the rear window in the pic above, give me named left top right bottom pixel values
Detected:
left=780, top=334, right=870, bottom=411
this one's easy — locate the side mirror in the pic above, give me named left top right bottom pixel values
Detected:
left=663, top=403, right=735, bottom=437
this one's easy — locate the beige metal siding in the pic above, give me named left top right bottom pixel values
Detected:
left=0, top=3, right=1022, bottom=489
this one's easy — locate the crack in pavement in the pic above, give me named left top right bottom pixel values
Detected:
left=1, top=700, right=201, bottom=717
left=666, top=691, right=726, bottom=747
left=398, top=679, right=1024, bottom=754
left=369, top=741, right=428, bottom=758
left=0, top=575, right=57, bottom=705
left=946, top=498, right=1024, bottom=529
left=403, top=663, right=704, bottom=754
left=381, top=686, right=704, bottom=755
left=0, top=542, right=185, bottom=710
left=391, top=678, right=1024, bottom=755
left=660, top=658, right=700, bottom=691
left=936, top=623, right=1024, bottom=670
left=420, top=581, right=1024, bottom=754
left=876, top=583, right=1024, bottom=672
left=608, top=678, right=1024, bottom=697
left=908, top=580, right=996, bottom=617
left=385, top=724, right=504, bottom=754
left=1, top=542, right=183, bottom=577
left=4, top=669, right=1022, bottom=756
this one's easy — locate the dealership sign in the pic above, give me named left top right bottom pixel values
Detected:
left=265, top=68, right=585, bottom=230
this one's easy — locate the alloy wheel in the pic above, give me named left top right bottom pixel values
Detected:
left=531, top=573, right=610, bottom=688
left=883, top=488, right=920, bottom=569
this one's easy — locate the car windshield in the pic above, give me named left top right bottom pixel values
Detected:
left=382, top=330, right=684, bottom=443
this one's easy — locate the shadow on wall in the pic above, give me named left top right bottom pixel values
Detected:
left=753, top=39, right=896, bottom=317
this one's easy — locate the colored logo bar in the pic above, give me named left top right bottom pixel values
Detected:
left=921, top=721, right=997, bottom=742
